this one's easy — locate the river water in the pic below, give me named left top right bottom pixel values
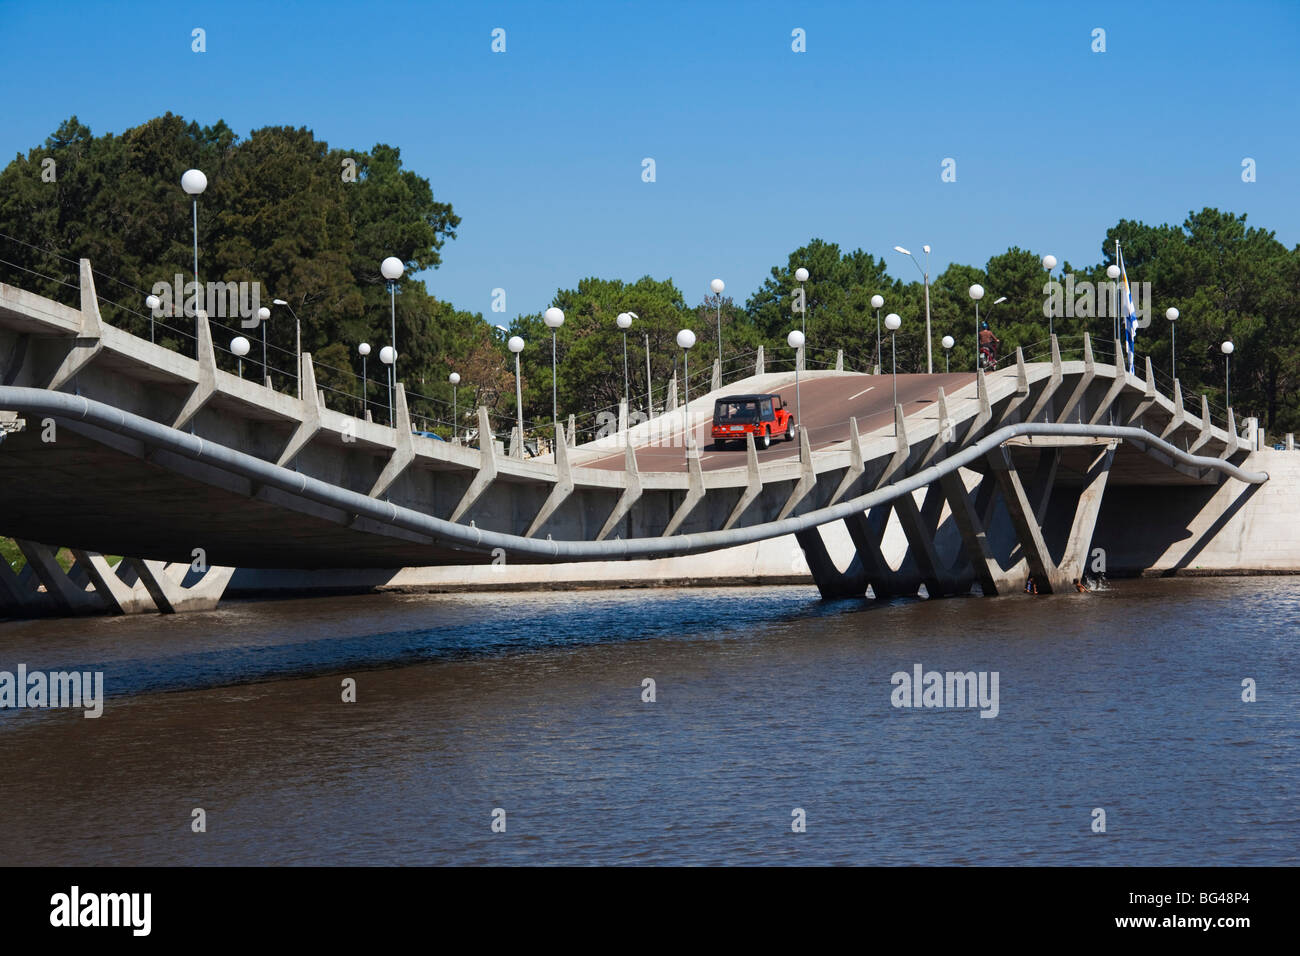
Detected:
left=1, top=578, right=1295, bottom=865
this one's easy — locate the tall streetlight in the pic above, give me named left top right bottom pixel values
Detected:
left=379, top=345, right=396, bottom=426
left=358, top=342, right=370, bottom=416
left=894, top=245, right=933, bottom=373
left=508, top=335, right=525, bottom=455
left=1166, top=308, right=1179, bottom=380
left=544, top=307, right=565, bottom=447
left=710, top=278, right=725, bottom=369
left=617, top=311, right=633, bottom=404
left=1042, top=254, right=1058, bottom=338
left=787, top=329, right=804, bottom=439
left=871, top=293, right=884, bottom=371
left=676, top=328, right=696, bottom=456
left=145, top=294, right=160, bottom=344
left=449, top=371, right=460, bottom=442
left=794, top=268, right=809, bottom=338
left=231, top=335, right=250, bottom=378
left=181, top=168, right=207, bottom=347
left=272, top=299, right=302, bottom=398
left=885, top=313, right=902, bottom=434
left=969, top=283, right=985, bottom=372
left=1222, top=340, right=1234, bottom=408
left=380, top=256, right=404, bottom=385
left=941, top=334, right=954, bottom=373
left=1106, top=263, right=1121, bottom=344
left=256, top=305, right=270, bottom=385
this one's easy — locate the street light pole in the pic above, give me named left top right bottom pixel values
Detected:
left=1167, top=308, right=1179, bottom=380
left=1222, top=340, right=1234, bottom=408
left=710, top=279, right=725, bottom=371
left=1042, top=254, right=1058, bottom=338
left=379, top=345, right=395, bottom=425
left=181, top=169, right=207, bottom=352
left=617, top=312, right=633, bottom=404
left=544, top=307, right=565, bottom=448
left=871, top=294, right=884, bottom=372
left=677, top=329, right=696, bottom=458
left=885, top=313, right=902, bottom=434
left=380, top=257, right=404, bottom=388
left=508, top=335, right=525, bottom=456
left=894, top=246, right=932, bottom=373
left=644, top=332, right=652, bottom=419
left=787, top=330, right=804, bottom=441
left=272, top=299, right=301, bottom=398
left=358, top=342, right=370, bottom=417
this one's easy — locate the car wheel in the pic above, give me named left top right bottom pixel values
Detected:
left=785, top=421, right=795, bottom=442
left=759, top=429, right=771, bottom=450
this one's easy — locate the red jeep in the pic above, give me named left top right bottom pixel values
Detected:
left=711, top=393, right=795, bottom=449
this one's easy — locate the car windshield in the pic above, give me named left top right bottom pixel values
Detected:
left=716, top=400, right=760, bottom=423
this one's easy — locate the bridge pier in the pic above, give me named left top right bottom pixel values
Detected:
left=0, top=540, right=235, bottom=619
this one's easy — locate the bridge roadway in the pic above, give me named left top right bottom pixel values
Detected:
left=582, top=373, right=976, bottom=473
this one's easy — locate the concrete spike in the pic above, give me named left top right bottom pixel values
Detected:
left=777, top=428, right=817, bottom=519
left=525, top=423, right=575, bottom=537
left=48, top=259, right=105, bottom=390
left=449, top=407, right=500, bottom=523
left=596, top=437, right=644, bottom=540
left=662, top=445, right=706, bottom=537
left=277, top=352, right=323, bottom=467
left=722, top=433, right=763, bottom=529
left=172, top=310, right=217, bottom=430
left=367, top=383, right=415, bottom=499
left=755, top=345, right=765, bottom=376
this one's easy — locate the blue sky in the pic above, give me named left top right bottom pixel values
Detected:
left=2, top=0, right=1297, bottom=318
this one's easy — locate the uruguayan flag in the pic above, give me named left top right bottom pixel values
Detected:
left=1119, top=250, right=1138, bottom=374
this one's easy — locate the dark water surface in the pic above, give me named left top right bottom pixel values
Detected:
left=1, top=578, right=1295, bottom=865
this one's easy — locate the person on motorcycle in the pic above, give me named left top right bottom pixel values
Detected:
left=978, top=321, right=1000, bottom=368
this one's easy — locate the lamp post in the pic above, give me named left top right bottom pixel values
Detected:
left=871, top=293, right=884, bottom=372
left=379, top=345, right=396, bottom=426
left=271, top=299, right=302, bottom=398
left=794, top=268, right=809, bottom=339
left=885, top=313, right=902, bottom=434
left=145, top=294, right=160, bottom=344
left=181, top=168, right=207, bottom=348
left=1106, top=263, right=1121, bottom=344
left=544, top=306, right=565, bottom=447
left=969, top=283, right=985, bottom=373
left=449, top=371, right=460, bottom=442
left=256, top=305, right=270, bottom=385
left=508, top=335, right=525, bottom=455
left=1042, top=254, right=1058, bottom=338
left=787, top=329, right=804, bottom=440
left=677, top=328, right=696, bottom=456
left=644, top=330, right=652, bottom=418
left=358, top=342, right=370, bottom=416
left=895, top=245, right=933, bottom=373
left=380, top=256, right=404, bottom=387
left=617, top=311, right=633, bottom=403
left=231, top=335, right=250, bottom=378
left=1166, top=308, right=1179, bottom=380
left=941, top=334, right=954, bottom=373
left=1222, top=340, right=1234, bottom=408
left=710, top=278, right=725, bottom=368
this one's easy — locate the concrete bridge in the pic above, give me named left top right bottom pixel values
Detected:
left=0, top=260, right=1278, bottom=618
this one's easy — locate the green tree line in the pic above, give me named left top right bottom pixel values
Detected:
left=2, top=116, right=1297, bottom=437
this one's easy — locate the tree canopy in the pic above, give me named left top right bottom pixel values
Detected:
left=2, top=115, right=1297, bottom=437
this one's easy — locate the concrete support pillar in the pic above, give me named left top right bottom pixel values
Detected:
left=987, top=447, right=1070, bottom=593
